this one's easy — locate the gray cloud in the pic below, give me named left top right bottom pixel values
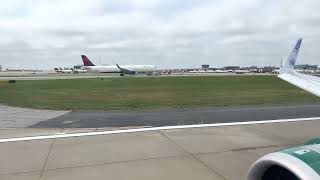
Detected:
left=0, top=0, right=320, bottom=69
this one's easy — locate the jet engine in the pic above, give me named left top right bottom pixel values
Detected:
left=247, top=141, right=320, bottom=180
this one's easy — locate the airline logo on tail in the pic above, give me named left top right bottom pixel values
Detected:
left=81, top=55, right=95, bottom=66
left=289, top=38, right=303, bottom=66
left=280, top=38, right=303, bottom=73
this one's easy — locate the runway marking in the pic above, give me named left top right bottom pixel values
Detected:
left=1, top=116, right=320, bottom=143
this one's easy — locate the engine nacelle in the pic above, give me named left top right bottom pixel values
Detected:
left=247, top=144, right=320, bottom=180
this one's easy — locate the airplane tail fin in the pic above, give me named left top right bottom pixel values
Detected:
left=280, top=38, right=303, bottom=73
left=81, top=55, right=95, bottom=66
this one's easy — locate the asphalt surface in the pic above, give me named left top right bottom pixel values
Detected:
left=0, top=71, right=274, bottom=81
left=31, top=104, right=320, bottom=128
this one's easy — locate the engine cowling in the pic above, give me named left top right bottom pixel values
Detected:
left=247, top=144, right=320, bottom=180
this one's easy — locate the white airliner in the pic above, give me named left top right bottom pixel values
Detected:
left=81, top=55, right=157, bottom=74
left=278, top=38, right=320, bottom=97
left=55, top=68, right=73, bottom=73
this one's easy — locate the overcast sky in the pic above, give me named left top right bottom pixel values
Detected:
left=0, top=0, right=319, bottom=70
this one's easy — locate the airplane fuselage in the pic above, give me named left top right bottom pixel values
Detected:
left=83, top=65, right=157, bottom=73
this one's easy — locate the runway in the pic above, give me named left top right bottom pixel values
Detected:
left=1, top=118, right=320, bottom=180
left=1, top=104, right=320, bottom=179
left=0, top=105, right=69, bottom=128
left=0, top=73, right=121, bottom=80
left=0, top=71, right=274, bottom=81
left=31, top=104, right=320, bottom=128
left=1, top=103, right=320, bottom=129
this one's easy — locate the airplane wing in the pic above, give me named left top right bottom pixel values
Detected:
left=277, top=38, right=320, bottom=97
left=248, top=38, right=320, bottom=180
left=278, top=71, right=320, bottom=97
left=116, top=64, right=136, bottom=75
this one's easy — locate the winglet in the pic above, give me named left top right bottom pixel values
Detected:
left=81, top=55, right=95, bottom=66
left=280, top=38, right=303, bottom=73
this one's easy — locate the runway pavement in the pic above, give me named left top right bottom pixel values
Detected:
left=0, top=71, right=125, bottom=80
left=1, top=103, right=320, bottom=130
left=0, top=75, right=120, bottom=80
left=0, top=71, right=275, bottom=81
left=1, top=104, right=320, bottom=179
left=31, top=104, right=320, bottom=128
left=1, top=119, right=320, bottom=180
left=0, top=105, right=69, bottom=128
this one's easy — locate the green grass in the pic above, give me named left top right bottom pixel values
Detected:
left=0, top=76, right=319, bottom=110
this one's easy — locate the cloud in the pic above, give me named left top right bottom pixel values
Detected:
left=0, top=0, right=319, bottom=69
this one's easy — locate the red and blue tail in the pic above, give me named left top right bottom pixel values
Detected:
left=81, top=55, right=95, bottom=66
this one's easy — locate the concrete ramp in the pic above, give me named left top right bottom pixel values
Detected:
left=0, top=119, right=320, bottom=179
left=0, top=105, right=69, bottom=128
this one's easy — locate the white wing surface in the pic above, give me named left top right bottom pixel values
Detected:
left=278, top=38, right=320, bottom=97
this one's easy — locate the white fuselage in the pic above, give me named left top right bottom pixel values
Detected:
left=84, top=65, right=157, bottom=73
left=56, top=70, right=73, bottom=73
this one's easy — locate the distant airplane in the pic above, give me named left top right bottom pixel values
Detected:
left=73, top=69, right=88, bottom=73
left=277, top=38, right=320, bottom=97
left=55, top=68, right=72, bottom=73
left=81, top=55, right=157, bottom=74
left=235, top=69, right=250, bottom=74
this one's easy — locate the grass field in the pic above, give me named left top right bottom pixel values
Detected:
left=0, top=76, right=319, bottom=110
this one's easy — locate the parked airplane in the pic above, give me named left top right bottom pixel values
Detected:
left=235, top=69, right=250, bottom=74
left=248, top=38, right=320, bottom=180
left=81, top=55, right=157, bottom=74
left=54, top=68, right=73, bottom=73
left=73, top=69, right=88, bottom=73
